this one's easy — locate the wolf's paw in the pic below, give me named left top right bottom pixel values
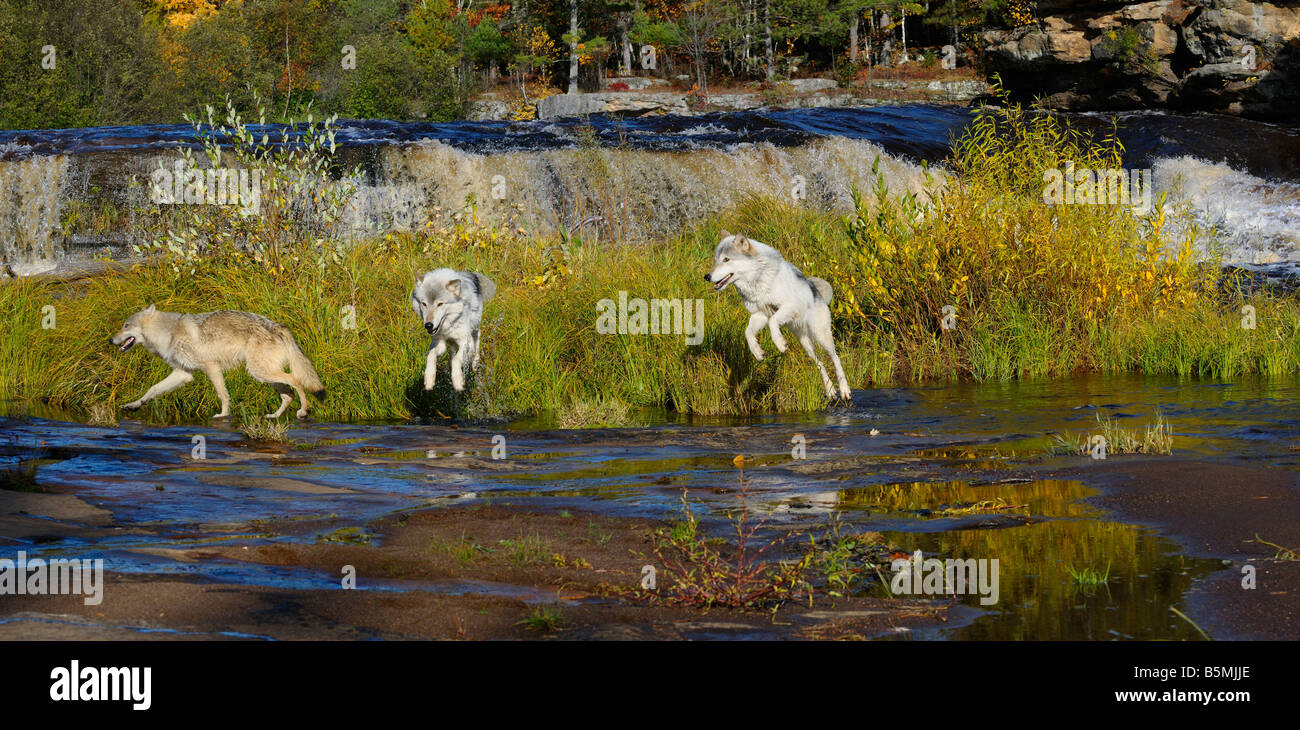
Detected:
left=264, top=413, right=278, bottom=420
left=122, top=401, right=142, bottom=411
left=772, top=337, right=788, bottom=353
left=212, top=412, right=231, bottom=419
left=295, top=409, right=308, bottom=419
left=838, top=387, right=852, bottom=401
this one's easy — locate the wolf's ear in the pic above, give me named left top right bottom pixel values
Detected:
left=734, top=234, right=753, bottom=255
left=720, top=228, right=732, bottom=240
left=144, top=303, right=156, bottom=314
left=445, top=279, right=462, bottom=298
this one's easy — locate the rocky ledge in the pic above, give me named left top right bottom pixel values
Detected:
left=981, top=0, right=1300, bottom=119
left=471, top=76, right=988, bottom=121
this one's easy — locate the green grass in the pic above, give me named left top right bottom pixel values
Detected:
left=4, top=95, right=1300, bottom=426
left=238, top=411, right=291, bottom=443
left=431, top=532, right=488, bottom=565
left=0, top=458, right=40, bottom=492
left=1066, top=561, right=1112, bottom=587
left=497, top=531, right=551, bottom=567
left=1051, top=410, right=1174, bottom=456
left=518, top=604, right=565, bottom=632
left=557, top=396, right=632, bottom=429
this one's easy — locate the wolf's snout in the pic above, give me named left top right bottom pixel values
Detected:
left=704, top=273, right=712, bottom=282
left=424, top=321, right=435, bottom=334
left=118, top=336, right=136, bottom=352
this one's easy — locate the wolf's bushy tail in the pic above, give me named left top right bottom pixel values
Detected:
left=284, top=336, right=325, bottom=395
left=811, top=277, right=834, bottom=305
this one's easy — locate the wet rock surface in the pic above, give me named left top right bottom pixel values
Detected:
left=4, top=374, right=1299, bottom=640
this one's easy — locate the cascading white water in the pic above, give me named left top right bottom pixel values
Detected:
left=5, top=107, right=1300, bottom=277
left=0, top=148, right=69, bottom=272
left=349, top=137, right=936, bottom=239
left=1153, top=156, right=1300, bottom=269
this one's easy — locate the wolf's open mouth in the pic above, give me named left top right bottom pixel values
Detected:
left=713, top=273, right=733, bottom=291
left=119, top=336, right=136, bottom=352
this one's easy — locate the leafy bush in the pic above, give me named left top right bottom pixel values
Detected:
left=138, top=96, right=361, bottom=272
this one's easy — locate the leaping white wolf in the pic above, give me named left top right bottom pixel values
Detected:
left=704, top=231, right=851, bottom=400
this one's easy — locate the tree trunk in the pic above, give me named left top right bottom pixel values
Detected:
left=621, top=23, right=632, bottom=75
left=849, top=14, right=859, bottom=64
left=900, top=6, right=908, bottom=62
left=866, top=10, right=873, bottom=66
left=568, top=0, right=580, bottom=94
left=764, top=0, right=774, bottom=80
left=741, top=0, right=752, bottom=70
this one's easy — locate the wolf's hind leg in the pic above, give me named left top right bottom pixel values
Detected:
left=264, top=384, right=294, bottom=419
left=123, top=369, right=193, bottom=410
left=815, top=325, right=851, bottom=400
left=745, top=313, right=769, bottom=361
left=424, top=340, right=447, bottom=391
left=470, top=330, right=482, bottom=370
left=248, top=363, right=309, bottom=419
left=202, top=364, right=232, bottom=418
left=797, top=333, right=837, bottom=398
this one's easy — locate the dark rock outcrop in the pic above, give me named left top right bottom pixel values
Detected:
left=981, top=0, right=1300, bottom=119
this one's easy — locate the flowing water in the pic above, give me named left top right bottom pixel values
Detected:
left=4, top=373, right=1297, bottom=639
left=3, top=105, right=1300, bottom=274
left=3, top=104, right=1299, bottom=638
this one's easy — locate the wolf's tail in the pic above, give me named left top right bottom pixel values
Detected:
left=811, top=277, right=834, bottom=305
left=284, top=337, right=325, bottom=396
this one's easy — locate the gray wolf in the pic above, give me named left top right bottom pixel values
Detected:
left=704, top=231, right=851, bottom=400
left=110, top=305, right=324, bottom=419
left=411, top=268, right=497, bottom=392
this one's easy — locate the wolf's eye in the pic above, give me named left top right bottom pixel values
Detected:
left=723, top=257, right=730, bottom=262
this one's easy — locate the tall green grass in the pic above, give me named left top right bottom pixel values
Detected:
left=3, top=96, right=1299, bottom=425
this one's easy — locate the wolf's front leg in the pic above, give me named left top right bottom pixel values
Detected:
left=423, top=340, right=447, bottom=391
left=203, top=364, right=232, bottom=418
left=767, top=305, right=796, bottom=353
left=123, top=369, right=194, bottom=410
left=450, top=339, right=467, bottom=392
left=745, top=313, right=769, bottom=361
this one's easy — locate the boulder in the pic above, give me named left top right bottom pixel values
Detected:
left=537, top=92, right=689, bottom=119
left=984, top=25, right=1092, bottom=64
left=786, top=78, right=840, bottom=93
left=980, top=0, right=1300, bottom=119
left=468, top=100, right=510, bottom=121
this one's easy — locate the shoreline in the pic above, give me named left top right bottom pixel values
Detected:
left=3, top=411, right=1298, bottom=641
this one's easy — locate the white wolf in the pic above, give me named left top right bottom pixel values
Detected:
left=411, top=268, right=497, bottom=392
left=704, top=231, right=851, bottom=400
left=110, top=305, right=325, bottom=419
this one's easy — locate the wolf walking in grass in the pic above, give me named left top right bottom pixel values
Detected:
left=704, top=231, right=852, bottom=400
left=110, top=305, right=324, bottom=419
left=412, top=268, right=497, bottom=392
